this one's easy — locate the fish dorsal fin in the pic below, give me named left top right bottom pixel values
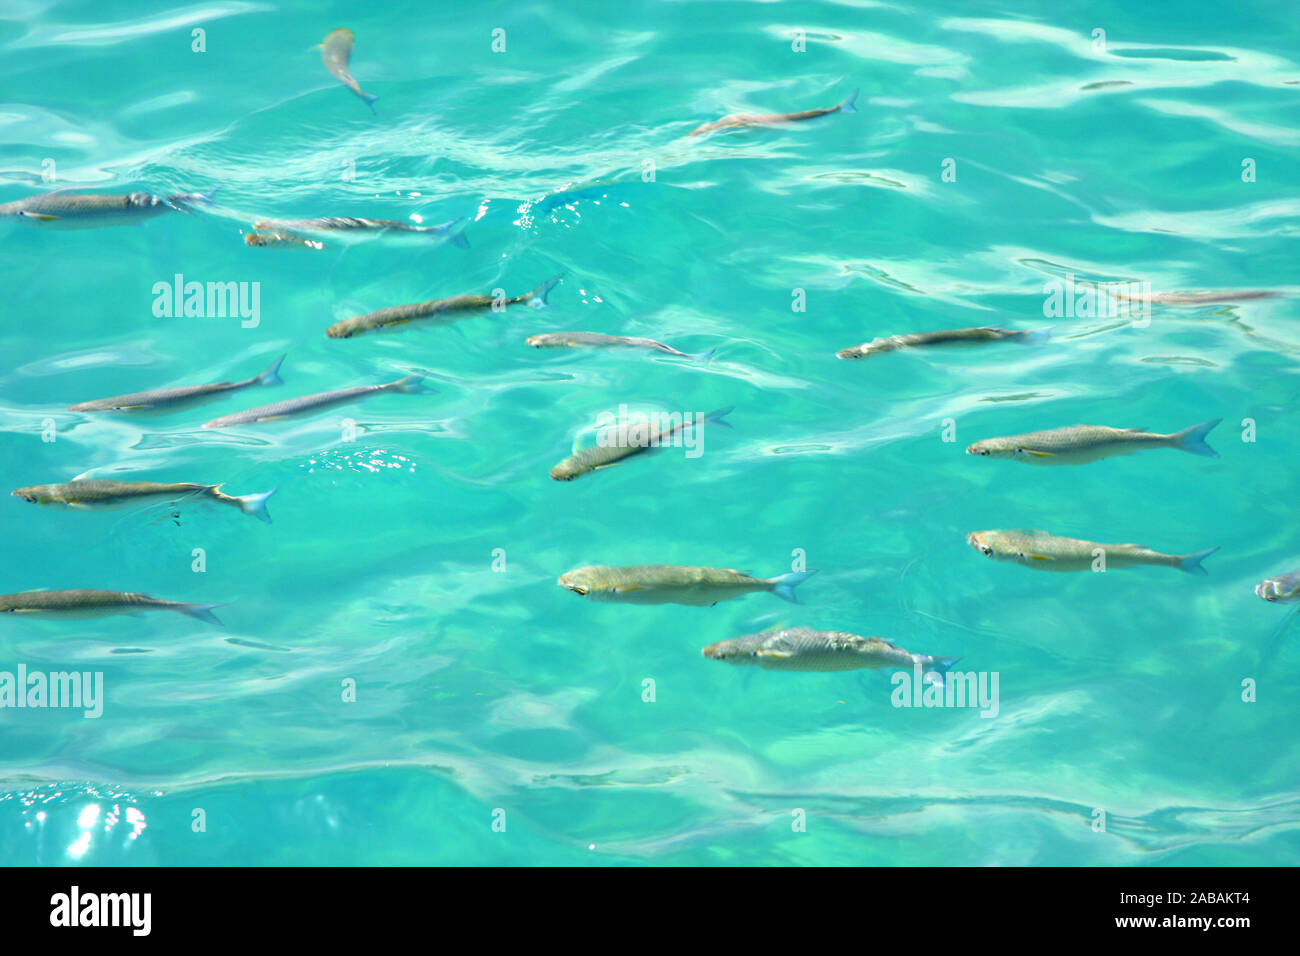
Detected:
left=70, top=469, right=96, bottom=482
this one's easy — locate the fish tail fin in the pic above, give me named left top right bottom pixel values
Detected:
left=234, top=487, right=277, bottom=524
left=389, top=374, right=435, bottom=395
left=838, top=88, right=859, bottom=114
left=1171, top=418, right=1221, bottom=458
left=691, top=347, right=719, bottom=363
left=704, top=406, right=734, bottom=428
left=1178, top=546, right=1220, bottom=575
left=922, top=655, right=961, bottom=687
left=770, top=569, right=818, bottom=603
left=183, top=603, right=224, bottom=626
left=259, top=354, right=286, bottom=386
left=433, top=217, right=470, bottom=248
left=364, top=93, right=379, bottom=114
left=526, top=274, right=564, bottom=308
left=1020, top=326, right=1053, bottom=345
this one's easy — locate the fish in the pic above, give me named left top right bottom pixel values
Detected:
left=12, top=479, right=276, bottom=524
left=0, top=589, right=222, bottom=625
left=252, top=216, right=468, bottom=248
left=967, top=529, right=1219, bottom=575
left=0, top=188, right=219, bottom=228
left=202, top=374, right=432, bottom=428
left=1115, top=290, right=1283, bottom=306
left=321, top=28, right=378, bottom=112
left=702, top=627, right=959, bottom=684
left=526, top=332, right=715, bottom=361
left=550, top=407, right=732, bottom=481
left=67, top=354, right=285, bottom=412
left=688, top=89, right=858, bottom=136
left=1256, top=568, right=1300, bottom=603
left=326, top=276, right=560, bottom=339
left=837, top=326, right=1050, bottom=359
left=557, top=564, right=817, bottom=606
left=966, top=420, right=1221, bottom=465
left=245, top=231, right=325, bottom=251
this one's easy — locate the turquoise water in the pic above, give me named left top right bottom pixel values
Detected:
left=1, top=0, right=1299, bottom=866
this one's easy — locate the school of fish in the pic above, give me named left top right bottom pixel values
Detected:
left=2, top=24, right=1289, bottom=721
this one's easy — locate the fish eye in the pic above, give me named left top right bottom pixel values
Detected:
left=981, top=546, right=993, bottom=556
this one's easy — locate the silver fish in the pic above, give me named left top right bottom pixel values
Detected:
left=837, top=326, right=1049, bottom=359
left=68, top=355, right=284, bottom=412
left=702, top=627, right=958, bottom=684
left=1116, top=290, right=1283, bottom=306
left=202, top=374, right=431, bottom=428
left=13, top=479, right=276, bottom=523
left=326, top=277, right=559, bottom=338
left=550, top=407, right=732, bottom=481
left=0, top=589, right=222, bottom=625
left=967, top=529, right=1218, bottom=575
left=322, top=28, right=378, bottom=112
left=526, top=332, right=714, bottom=361
left=557, top=564, right=817, bottom=606
left=966, top=420, right=1220, bottom=465
left=1, top=188, right=218, bottom=228
left=252, top=216, right=467, bottom=247
left=688, top=89, right=858, bottom=136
